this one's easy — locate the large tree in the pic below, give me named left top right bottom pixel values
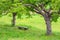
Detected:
left=21, top=0, right=60, bottom=35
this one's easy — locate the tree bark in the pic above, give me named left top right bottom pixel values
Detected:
left=44, top=15, right=51, bottom=35
left=12, top=13, right=16, bottom=26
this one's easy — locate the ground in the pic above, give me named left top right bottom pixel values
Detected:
left=0, top=14, right=60, bottom=40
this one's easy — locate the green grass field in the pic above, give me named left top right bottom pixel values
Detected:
left=0, top=15, right=60, bottom=40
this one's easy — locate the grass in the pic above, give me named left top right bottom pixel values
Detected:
left=0, top=14, right=60, bottom=40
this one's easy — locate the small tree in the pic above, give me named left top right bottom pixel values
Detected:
left=0, top=0, right=31, bottom=26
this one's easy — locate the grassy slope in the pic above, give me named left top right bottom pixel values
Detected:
left=0, top=15, right=60, bottom=40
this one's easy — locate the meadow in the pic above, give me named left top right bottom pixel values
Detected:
left=0, top=14, right=60, bottom=40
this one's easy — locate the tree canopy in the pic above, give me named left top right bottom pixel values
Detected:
left=0, top=0, right=31, bottom=18
left=21, top=0, right=60, bottom=22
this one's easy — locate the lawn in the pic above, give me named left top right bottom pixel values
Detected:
left=0, top=15, right=60, bottom=40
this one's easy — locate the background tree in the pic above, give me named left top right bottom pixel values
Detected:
left=0, top=0, right=31, bottom=26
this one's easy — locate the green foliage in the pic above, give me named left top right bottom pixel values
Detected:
left=17, top=13, right=22, bottom=18
left=51, top=13, right=59, bottom=22
left=0, top=0, right=60, bottom=21
left=0, top=0, right=31, bottom=18
left=0, top=0, right=12, bottom=12
left=51, top=0, right=60, bottom=10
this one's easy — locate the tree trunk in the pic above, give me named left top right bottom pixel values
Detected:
left=12, top=13, right=16, bottom=26
left=44, top=15, right=51, bottom=35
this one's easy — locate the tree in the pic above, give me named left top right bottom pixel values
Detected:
left=0, top=0, right=31, bottom=26
left=21, top=0, right=60, bottom=35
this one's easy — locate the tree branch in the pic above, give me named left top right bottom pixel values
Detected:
left=24, top=4, right=40, bottom=11
left=38, top=3, right=47, bottom=13
left=2, top=10, right=9, bottom=16
left=24, top=4, right=45, bottom=15
left=33, top=9, right=44, bottom=16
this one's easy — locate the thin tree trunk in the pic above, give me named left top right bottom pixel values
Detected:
left=44, top=15, right=51, bottom=35
left=12, top=13, right=16, bottom=26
